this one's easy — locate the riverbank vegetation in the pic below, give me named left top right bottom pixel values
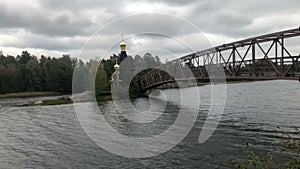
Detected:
left=232, top=128, right=300, bottom=169
left=0, top=92, right=60, bottom=99
left=0, top=51, right=74, bottom=94
left=41, top=98, right=73, bottom=106
left=0, top=51, right=161, bottom=100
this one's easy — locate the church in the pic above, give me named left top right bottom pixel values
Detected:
left=110, top=38, right=134, bottom=90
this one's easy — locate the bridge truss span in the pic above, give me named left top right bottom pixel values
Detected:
left=140, top=27, right=300, bottom=91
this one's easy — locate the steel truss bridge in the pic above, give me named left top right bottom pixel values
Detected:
left=139, top=27, right=300, bottom=91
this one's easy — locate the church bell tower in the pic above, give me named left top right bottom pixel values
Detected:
left=110, top=35, right=134, bottom=90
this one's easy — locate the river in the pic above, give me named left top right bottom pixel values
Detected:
left=0, top=80, right=299, bottom=168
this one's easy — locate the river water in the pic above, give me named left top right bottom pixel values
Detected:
left=0, top=80, right=299, bottom=168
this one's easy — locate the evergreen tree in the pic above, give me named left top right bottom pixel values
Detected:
left=26, top=57, right=42, bottom=91
left=95, top=63, right=108, bottom=92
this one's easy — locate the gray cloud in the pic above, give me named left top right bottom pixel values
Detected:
left=183, top=0, right=300, bottom=37
left=98, top=13, right=198, bottom=37
left=38, top=0, right=121, bottom=11
left=0, top=0, right=299, bottom=58
left=134, top=0, right=199, bottom=6
left=0, top=2, right=96, bottom=37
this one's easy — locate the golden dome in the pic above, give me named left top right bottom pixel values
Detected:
left=114, top=63, right=120, bottom=69
left=120, top=41, right=126, bottom=46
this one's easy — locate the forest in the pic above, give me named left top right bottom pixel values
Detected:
left=0, top=51, right=162, bottom=95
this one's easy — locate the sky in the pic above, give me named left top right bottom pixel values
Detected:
left=0, top=0, right=299, bottom=61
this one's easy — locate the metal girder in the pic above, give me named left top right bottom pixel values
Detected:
left=256, top=41, right=281, bottom=75
left=178, top=27, right=300, bottom=61
left=284, top=55, right=300, bottom=76
left=140, top=27, right=300, bottom=91
left=234, top=45, right=251, bottom=75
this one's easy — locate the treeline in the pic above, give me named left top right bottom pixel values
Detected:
left=74, top=52, right=162, bottom=95
left=0, top=51, right=161, bottom=95
left=0, top=51, right=74, bottom=94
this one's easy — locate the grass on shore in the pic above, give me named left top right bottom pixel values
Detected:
left=0, top=92, right=61, bottom=99
left=96, top=95, right=112, bottom=102
left=41, top=98, right=73, bottom=105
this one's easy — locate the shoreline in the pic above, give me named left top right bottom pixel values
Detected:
left=0, top=92, right=63, bottom=99
left=0, top=79, right=284, bottom=103
left=156, top=80, right=258, bottom=90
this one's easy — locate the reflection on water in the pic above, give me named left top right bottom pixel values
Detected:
left=101, top=100, right=181, bottom=138
left=0, top=80, right=299, bottom=168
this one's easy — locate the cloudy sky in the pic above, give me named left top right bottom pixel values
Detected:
left=0, top=0, right=299, bottom=61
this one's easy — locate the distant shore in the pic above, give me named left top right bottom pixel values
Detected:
left=155, top=80, right=257, bottom=90
left=0, top=80, right=260, bottom=105
left=0, top=81, right=257, bottom=99
left=0, top=92, right=62, bottom=99
left=198, top=80, right=257, bottom=86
